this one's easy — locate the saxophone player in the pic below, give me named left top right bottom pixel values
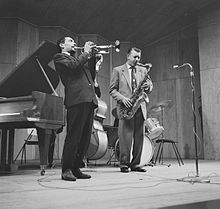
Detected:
left=109, top=47, right=153, bottom=173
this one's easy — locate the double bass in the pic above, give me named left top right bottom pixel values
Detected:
left=86, top=54, right=108, bottom=160
left=86, top=97, right=108, bottom=160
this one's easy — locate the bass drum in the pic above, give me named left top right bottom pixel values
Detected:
left=86, top=120, right=108, bottom=160
left=115, top=136, right=154, bottom=166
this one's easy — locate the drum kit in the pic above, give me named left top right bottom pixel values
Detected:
left=113, top=100, right=173, bottom=164
left=146, top=99, right=173, bottom=140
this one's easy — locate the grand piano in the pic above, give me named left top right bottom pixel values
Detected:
left=0, top=41, right=64, bottom=175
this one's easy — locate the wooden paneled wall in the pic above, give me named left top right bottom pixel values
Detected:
left=198, top=2, right=220, bottom=160
left=142, top=25, right=203, bottom=159
left=3, top=12, right=220, bottom=162
left=0, top=18, right=40, bottom=161
left=0, top=18, right=134, bottom=161
left=0, top=18, right=18, bottom=81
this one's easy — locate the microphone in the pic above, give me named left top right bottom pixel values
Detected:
left=172, top=63, right=194, bottom=76
left=173, top=65, right=180, bottom=70
left=172, top=63, right=192, bottom=70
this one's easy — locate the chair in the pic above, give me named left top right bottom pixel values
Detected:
left=14, top=129, right=38, bottom=165
left=149, top=100, right=183, bottom=166
left=103, top=125, right=119, bottom=165
left=154, top=139, right=184, bottom=166
left=14, top=129, right=57, bottom=168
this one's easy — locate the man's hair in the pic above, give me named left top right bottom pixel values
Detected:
left=127, top=47, right=141, bottom=55
left=56, top=36, right=67, bottom=52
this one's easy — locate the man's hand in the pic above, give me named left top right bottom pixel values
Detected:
left=122, top=96, right=132, bottom=108
left=84, top=41, right=96, bottom=54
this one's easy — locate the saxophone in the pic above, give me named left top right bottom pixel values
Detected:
left=118, top=73, right=152, bottom=120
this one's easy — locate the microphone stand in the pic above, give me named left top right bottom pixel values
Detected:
left=189, top=64, right=199, bottom=177
left=177, top=63, right=210, bottom=183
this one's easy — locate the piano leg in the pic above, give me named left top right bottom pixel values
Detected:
left=8, top=129, right=15, bottom=165
left=0, top=129, right=7, bottom=170
left=0, top=128, right=18, bottom=172
left=37, top=128, right=52, bottom=175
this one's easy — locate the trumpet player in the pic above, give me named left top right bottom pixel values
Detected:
left=53, top=36, right=99, bottom=181
left=109, top=47, right=153, bottom=173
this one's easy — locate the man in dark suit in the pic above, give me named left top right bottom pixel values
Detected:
left=53, top=36, right=98, bottom=181
left=109, top=47, right=153, bottom=173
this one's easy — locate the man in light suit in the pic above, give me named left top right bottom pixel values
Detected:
left=109, top=47, right=153, bottom=173
left=53, top=36, right=98, bottom=181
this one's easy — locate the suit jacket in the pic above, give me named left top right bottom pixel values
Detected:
left=109, top=64, right=153, bottom=120
left=53, top=52, right=98, bottom=109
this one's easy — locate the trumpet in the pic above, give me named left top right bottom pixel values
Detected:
left=75, top=40, right=120, bottom=54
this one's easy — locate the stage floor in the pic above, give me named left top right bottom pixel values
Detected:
left=0, top=159, right=220, bottom=209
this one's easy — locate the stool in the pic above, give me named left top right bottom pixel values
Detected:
left=103, top=125, right=119, bottom=165
left=154, top=139, right=184, bottom=166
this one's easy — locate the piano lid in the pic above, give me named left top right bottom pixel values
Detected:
left=0, top=40, right=60, bottom=98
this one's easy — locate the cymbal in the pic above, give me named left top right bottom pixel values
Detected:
left=150, top=100, right=173, bottom=113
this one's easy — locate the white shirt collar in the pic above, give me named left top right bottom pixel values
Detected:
left=62, top=51, right=71, bottom=56
left=126, top=63, right=132, bottom=69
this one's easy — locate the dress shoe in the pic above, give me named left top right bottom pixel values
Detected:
left=72, top=169, right=91, bottom=179
left=61, top=169, right=77, bottom=181
left=120, top=166, right=129, bottom=173
left=131, top=167, right=147, bottom=172
left=79, top=161, right=86, bottom=168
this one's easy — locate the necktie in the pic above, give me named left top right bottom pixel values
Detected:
left=131, top=66, right=137, bottom=93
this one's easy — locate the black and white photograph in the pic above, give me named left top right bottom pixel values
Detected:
left=0, top=0, right=220, bottom=208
